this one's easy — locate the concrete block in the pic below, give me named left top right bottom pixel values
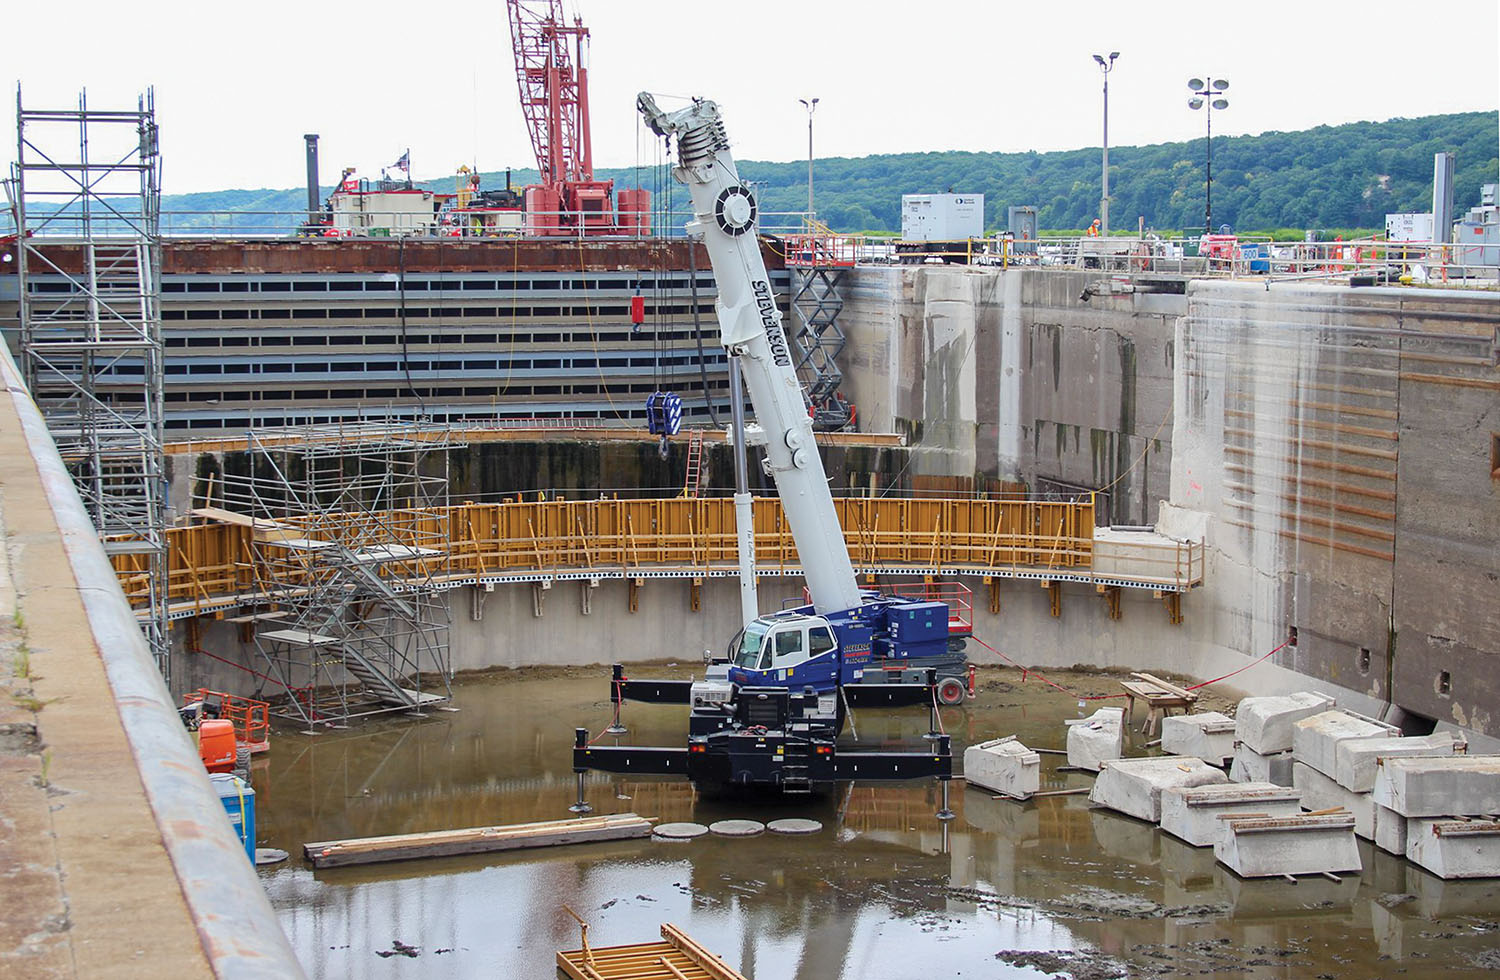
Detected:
left=962, top=735, right=1040, bottom=799
left=1087, top=756, right=1227, bottom=823
left=1406, top=818, right=1500, bottom=879
left=1214, top=812, right=1363, bottom=878
left=1160, top=712, right=1235, bottom=766
left=1065, top=706, right=1124, bottom=773
left=1293, top=761, right=1375, bottom=839
left=1371, top=756, right=1500, bottom=818
left=1229, top=743, right=1294, bottom=786
left=1160, top=782, right=1303, bottom=847
left=1334, top=731, right=1466, bottom=793
left=1234, top=692, right=1336, bottom=755
left=1373, top=803, right=1408, bottom=856
left=1291, top=710, right=1398, bottom=779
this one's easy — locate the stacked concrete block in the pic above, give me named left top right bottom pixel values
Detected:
left=1160, top=782, right=1303, bottom=847
left=1229, top=742, right=1295, bottom=786
left=1373, top=804, right=1408, bottom=856
left=963, top=735, right=1040, bottom=800
left=1291, top=710, right=1399, bottom=780
left=1065, top=706, right=1124, bottom=773
left=1230, top=692, right=1333, bottom=786
left=1372, top=756, right=1500, bottom=878
left=1214, top=812, right=1362, bottom=879
left=1334, top=732, right=1466, bottom=794
left=1160, top=712, right=1236, bottom=766
left=1088, top=756, right=1227, bottom=822
left=1293, top=762, right=1375, bottom=839
left=1405, top=819, right=1500, bottom=879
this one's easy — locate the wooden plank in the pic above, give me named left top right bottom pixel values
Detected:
left=1130, top=672, right=1197, bottom=700
left=304, top=813, right=652, bottom=868
left=661, top=923, right=748, bottom=980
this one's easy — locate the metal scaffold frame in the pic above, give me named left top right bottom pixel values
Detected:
left=216, top=421, right=462, bottom=729
left=7, top=87, right=170, bottom=678
left=789, top=266, right=853, bottom=429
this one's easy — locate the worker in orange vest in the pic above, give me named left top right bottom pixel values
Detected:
left=1087, top=219, right=1101, bottom=237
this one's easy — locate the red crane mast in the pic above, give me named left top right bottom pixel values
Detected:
left=506, top=0, right=648, bottom=236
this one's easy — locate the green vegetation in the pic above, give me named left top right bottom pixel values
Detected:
left=160, top=111, right=1496, bottom=236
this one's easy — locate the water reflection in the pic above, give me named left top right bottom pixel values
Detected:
left=255, top=669, right=1500, bottom=978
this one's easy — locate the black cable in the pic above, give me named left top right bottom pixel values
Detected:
left=397, top=237, right=426, bottom=418
left=688, top=241, right=721, bottom=425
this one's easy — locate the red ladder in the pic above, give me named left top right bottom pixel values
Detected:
left=682, top=429, right=708, bottom=497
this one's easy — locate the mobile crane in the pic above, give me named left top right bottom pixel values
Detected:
left=570, top=95, right=970, bottom=804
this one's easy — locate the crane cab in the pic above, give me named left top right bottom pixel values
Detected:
left=726, top=612, right=840, bottom=690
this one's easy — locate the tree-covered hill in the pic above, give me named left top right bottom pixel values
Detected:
left=155, top=111, right=1496, bottom=236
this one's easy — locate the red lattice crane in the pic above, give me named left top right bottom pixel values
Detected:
left=506, top=0, right=649, bottom=236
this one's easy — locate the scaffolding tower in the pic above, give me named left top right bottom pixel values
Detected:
left=7, top=88, right=170, bottom=678
left=217, top=422, right=460, bottom=729
left=789, top=265, right=853, bottom=431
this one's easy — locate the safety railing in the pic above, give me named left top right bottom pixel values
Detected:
left=108, top=494, right=1206, bottom=615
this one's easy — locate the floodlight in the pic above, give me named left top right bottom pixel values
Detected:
left=1213, top=79, right=1229, bottom=90
left=1189, top=97, right=1204, bottom=110
left=1109, top=51, right=1119, bottom=60
left=1212, top=98, right=1228, bottom=110
left=1094, top=54, right=1106, bottom=66
left=1188, top=78, right=1205, bottom=91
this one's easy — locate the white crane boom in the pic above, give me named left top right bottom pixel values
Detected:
left=638, top=94, right=863, bottom=615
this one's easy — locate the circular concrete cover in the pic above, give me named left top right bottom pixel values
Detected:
left=653, top=822, right=710, bottom=840
left=767, top=818, right=823, bottom=835
left=254, top=847, right=290, bottom=865
left=708, top=819, right=766, bottom=837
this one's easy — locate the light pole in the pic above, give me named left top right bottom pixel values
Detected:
left=1188, top=77, right=1229, bottom=235
left=798, top=97, right=819, bottom=218
left=1093, top=52, right=1118, bottom=236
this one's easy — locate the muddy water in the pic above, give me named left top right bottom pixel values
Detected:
left=254, top=666, right=1500, bottom=978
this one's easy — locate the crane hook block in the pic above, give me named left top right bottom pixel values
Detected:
left=630, top=294, right=645, bottom=326
left=645, top=391, right=683, bottom=436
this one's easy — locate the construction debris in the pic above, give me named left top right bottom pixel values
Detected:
left=1214, top=812, right=1362, bottom=879
left=1065, top=706, right=1124, bottom=773
left=1234, top=692, right=1335, bottom=755
left=303, top=813, right=653, bottom=868
left=1372, top=756, right=1500, bottom=817
left=1159, top=782, right=1303, bottom=847
left=1160, top=711, right=1235, bottom=766
left=1291, top=710, right=1399, bottom=779
left=1088, top=757, right=1227, bottom=823
left=963, top=735, right=1041, bottom=799
left=1334, top=731, right=1466, bottom=793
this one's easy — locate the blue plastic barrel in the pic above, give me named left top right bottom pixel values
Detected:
left=209, top=772, right=256, bottom=863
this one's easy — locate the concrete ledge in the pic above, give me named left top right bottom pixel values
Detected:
left=0, top=344, right=303, bottom=978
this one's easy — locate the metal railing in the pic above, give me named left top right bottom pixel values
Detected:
left=109, top=494, right=1208, bottom=619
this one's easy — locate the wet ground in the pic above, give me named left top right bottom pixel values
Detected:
left=253, top=664, right=1500, bottom=978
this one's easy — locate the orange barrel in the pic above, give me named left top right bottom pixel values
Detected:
left=198, top=719, right=237, bottom=773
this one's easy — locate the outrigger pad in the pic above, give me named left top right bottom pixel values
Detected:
left=843, top=683, right=932, bottom=708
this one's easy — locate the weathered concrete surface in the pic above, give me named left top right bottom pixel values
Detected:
left=1228, top=743, right=1295, bottom=787
left=1293, top=761, right=1376, bottom=840
left=1214, top=813, right=1363, bottom=879
left=1406, top=819, right=1500, bottom=879
left=1373, top=803, right=1408, bottom=856
left=1160, top=782, right=1303, bottom=847
left=1088, top=756, right=1227, bottom=822
left=1235, top=692, right=1336, bottom=754
left=1334, top=731, right=1466, bottom=793
left=1160, top=711, right=1235, bottom=765
left=1, top=411, right=210, bottom=976
left=1291, top=710, right=1399, bottom=779
left=1066, top=706, right=1124, bottom=772
left=1372, top=756, right=1500, bottom=817
left=962, top=735, right=1040, bottom=799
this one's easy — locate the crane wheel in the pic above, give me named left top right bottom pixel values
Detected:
left=936, top=677, right=966, bottom=706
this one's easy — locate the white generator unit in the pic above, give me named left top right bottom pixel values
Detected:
left=901, top=194, right=984, bottom=243
left=1385, top=212, right=1434, bottom=242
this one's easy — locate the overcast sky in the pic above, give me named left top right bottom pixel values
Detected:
left=8, top=0, right=1498, bottom=194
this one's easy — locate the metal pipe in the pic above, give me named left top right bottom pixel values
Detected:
left=303, top=133, right=320, bottom=226
left=729, top=357, right=758, bottom=626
